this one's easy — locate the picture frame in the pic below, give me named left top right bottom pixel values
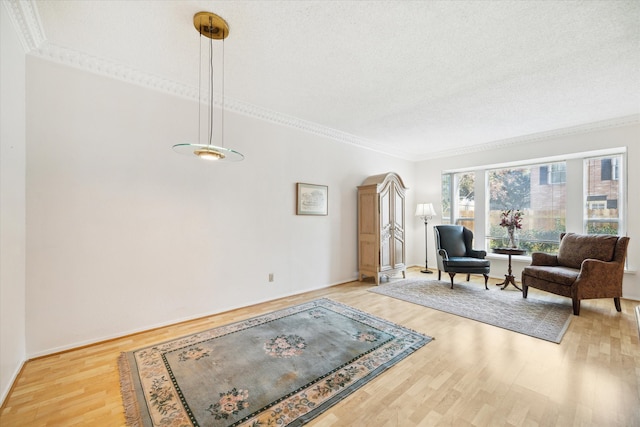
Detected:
left=296, top=183, right=328, bottom=215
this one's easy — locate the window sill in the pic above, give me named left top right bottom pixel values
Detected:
left=486, top=253, right=531, bottom=262
left=486, top=253, right=636, bottom=274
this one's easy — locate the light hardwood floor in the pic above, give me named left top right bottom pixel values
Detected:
left=1, top=268, right=639, bottom=426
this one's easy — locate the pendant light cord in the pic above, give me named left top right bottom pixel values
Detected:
left=208, top=34, right=214, bottom=147
left=221, top=34, right=225, bottom=149
left=198, top=33, right=202, bottom=146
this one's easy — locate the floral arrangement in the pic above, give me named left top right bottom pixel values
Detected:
left=500, top=209, right=523, bottom=229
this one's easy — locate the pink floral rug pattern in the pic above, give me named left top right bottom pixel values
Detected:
left=119, top=298, right=431, bottom=426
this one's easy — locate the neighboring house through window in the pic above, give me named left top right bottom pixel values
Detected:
left=585, top=154, right=623, bottom=234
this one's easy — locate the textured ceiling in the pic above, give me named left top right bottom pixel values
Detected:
left=10, top=0, right=640, bottom=159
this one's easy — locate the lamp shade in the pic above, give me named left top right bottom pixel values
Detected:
left=415, top=203, right=436, bottom=218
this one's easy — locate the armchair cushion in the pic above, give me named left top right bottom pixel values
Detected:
left=443, top=257, right=490, bottom=269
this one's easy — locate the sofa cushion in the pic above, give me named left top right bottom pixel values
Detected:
left=557, top=233, right=617, bottom=269
left=522, top=265, right=579, bottom=286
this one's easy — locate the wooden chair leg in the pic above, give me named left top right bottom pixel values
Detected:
left=522, top=284, right=528, bottom=298
left=438, top=270, right=441, bottom=281
left=614, top=297, right=622, bottom=312
left=483, top=274, right=489, bottom=290
left=466, top=273, right=471, bottom=281
left=572, top=298, right=580, bottom=316
left=448, top=272, right=456, bottom=289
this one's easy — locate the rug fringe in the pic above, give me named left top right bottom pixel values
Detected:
left=116, top=299, right=431, bottom=426
left=118, top=352, right=144, bottom=427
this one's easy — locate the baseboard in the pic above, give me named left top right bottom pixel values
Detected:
left=26, top=276, right=360, bottom=360
left=0, top=358, right=26, bottom=410
left=0, top=278, right=367, bottom=407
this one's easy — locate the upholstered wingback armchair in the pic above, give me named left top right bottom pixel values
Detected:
left=522, top=233, right=629, bottom=315
left=434, top=225, right=490, bottom=290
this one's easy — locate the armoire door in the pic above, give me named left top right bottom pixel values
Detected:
left=392, top=183, right=405, bottom=268
left=379, top=183, right=392, bottom=272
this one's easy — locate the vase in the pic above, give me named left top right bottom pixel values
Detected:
left=503, top=226, right=518, bottom=248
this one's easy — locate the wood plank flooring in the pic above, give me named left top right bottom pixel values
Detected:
left=1, top=268, right=639, bottom=426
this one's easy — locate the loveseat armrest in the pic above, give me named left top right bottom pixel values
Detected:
left=575, top=259, right=624, bottom=298
left=530, top=252, right=559, bottom=266
left=468, top=249, right=487, bottom=259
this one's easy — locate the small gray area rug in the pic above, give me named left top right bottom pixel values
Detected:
left=370, top=279, right=572, bottom=343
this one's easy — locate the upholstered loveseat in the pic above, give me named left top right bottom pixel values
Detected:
left=522, top=233, right=629, bottom=315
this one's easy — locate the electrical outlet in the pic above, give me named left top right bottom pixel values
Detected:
left=268, top=273, right=274, bottom=282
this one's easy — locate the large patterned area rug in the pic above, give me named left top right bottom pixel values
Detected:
left=370, top=279, right=572, bottom=343
left=118, top=298, right=431, bottom=427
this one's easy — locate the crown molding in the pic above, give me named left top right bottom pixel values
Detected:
left=5, top=0, right=395, bottom=158
left=27, top=41, right=640, bottom=163
left=417, top=114, right=640, bottom=161
left=3, top=0, right=45, bottom=52
left=31, top=42, right=201, bottom=100
left=222, top=97, right=413, bottom=159
left=29, top=40, right=408, bottom=159
left=4, top=0, right=403, bottom=159
left=9, top=0, right=636, bottom=162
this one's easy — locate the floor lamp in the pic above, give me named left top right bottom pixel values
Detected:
left=415, top=203, right=436, bottom=274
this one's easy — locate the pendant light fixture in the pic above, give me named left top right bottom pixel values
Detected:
left=172, top=12, right=244, bottom=162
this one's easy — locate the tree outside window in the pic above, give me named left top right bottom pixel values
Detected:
left=441, top=172, right=475, bottom=231
left=487, top=163, right=566, bottom=253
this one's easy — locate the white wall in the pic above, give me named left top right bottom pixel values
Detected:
left=412, top=123, right=640, bottom=300
left=0, top=3, right=27, bottom=403
left=24, top=57, right=416, bottom=356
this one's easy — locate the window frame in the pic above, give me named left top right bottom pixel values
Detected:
left=440, top=148, right=627, bottom=255
left=584, top=153, right=625, bottom=236
left=485, top=162, right=565, bottom=253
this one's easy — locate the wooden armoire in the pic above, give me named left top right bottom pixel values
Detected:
left=357, top=172, right=407, bottom=284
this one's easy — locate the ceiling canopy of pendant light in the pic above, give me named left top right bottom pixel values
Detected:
left=172, top=12, right=244, bottom=162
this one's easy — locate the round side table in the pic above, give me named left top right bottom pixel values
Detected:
left=492, top=247, right=526, bottom=291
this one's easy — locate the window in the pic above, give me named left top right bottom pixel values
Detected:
left=440, top=150, right=626, bottom=255
left=600, top=157, right=620, bottom=181
left=441, top=172, right=475, bottom=232
left=487, top=163, right=565, bottom=253
left=585, top=155, right=624, bottom=234
left=612, top=157, right=620, bottom=180
left=539, top=163, right=566, bottom=185
left=587, top=196, right=606, bottom=210
left=441, top=174, right=451, bottom=224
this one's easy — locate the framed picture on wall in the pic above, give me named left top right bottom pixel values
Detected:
left=296, top=183, right=328, bottom=215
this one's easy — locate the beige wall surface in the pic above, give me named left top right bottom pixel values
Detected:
left=23, top=57, right=416, bottom=357
left=0, top=4, right=27, bottom=404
